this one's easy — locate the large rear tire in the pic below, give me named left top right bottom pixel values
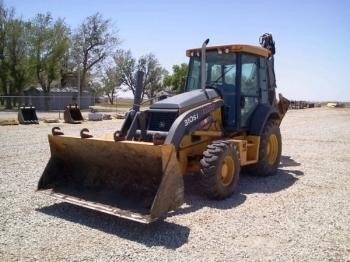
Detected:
left=200, top=140, right=240, bottom=199
left=246, top=120, right=282, bottom=176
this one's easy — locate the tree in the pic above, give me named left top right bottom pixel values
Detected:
left=138, top=53, right=168, bottom=102
left=28, top=13, right=70, bottom=94
left=0, top=2, right=32, bottom=108
left=6, top=19, right=32, bottom=99
left=112, top=50, right=167, bottom=103
left=101, top=67, right=121, bottom=104
left=164, top=63, right=188, bottom=93
left=59, top=38, right=75, bottom=88
left=113, top=49, right=135, bottom=91
left=0, top=1, right=14, bottom=108
left=72, top=12, right=119, bottom=94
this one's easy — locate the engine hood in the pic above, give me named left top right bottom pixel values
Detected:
left=150, top=89, right=219, bottom=110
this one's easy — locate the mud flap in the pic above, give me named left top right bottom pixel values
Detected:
left=38, top=135, right=184, bottom=223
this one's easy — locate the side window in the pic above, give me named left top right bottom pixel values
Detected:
left=241, top=54, right=259, bottom=127
left=210, top=64, right=222, bottom=85
left=224, top=64, right=236, bottom=85
left=241, top=56, right=259, bottom=96
left=208, top=63, right=236, bottom=87
left=186, top=59, right=201, bottom=91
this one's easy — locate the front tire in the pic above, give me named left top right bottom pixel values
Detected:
left=200, top=140, right=240, bottom=199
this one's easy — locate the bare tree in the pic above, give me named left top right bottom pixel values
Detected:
left=113, top=49, right=135, bottom=90
left=138, top=53, right=168, bottom=102
left=72, top=12, right=119, bottom=94
left=112, top=50, right=167, bottom=103
left=101, top=67, right=121, bottom=104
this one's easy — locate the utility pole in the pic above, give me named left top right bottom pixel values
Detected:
left=77, top=64, right=81, bottom=106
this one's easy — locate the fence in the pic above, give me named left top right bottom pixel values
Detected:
left=0, top=94, right=95, bottom=111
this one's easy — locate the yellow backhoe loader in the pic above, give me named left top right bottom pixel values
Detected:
left=37, top=33, right=290, bottom=223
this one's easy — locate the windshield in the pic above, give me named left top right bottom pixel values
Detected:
left=186, top=51, right=237, bottom=91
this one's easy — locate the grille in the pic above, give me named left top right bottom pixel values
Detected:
left=148, top=111, right=178, bottom=131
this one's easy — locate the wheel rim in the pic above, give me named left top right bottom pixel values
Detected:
left=220, top=155, right=235, bottom=186
left=267, top=134, right=278, bottom=165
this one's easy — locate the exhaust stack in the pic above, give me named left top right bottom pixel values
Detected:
left=201, top=38, right=210, bottom=91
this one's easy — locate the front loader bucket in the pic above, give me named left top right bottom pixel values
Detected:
left=64, top=104, right=84, bottom=124
left=37, top=135, right=184, bottom=223
left=18, top=106, right=39, bottom=124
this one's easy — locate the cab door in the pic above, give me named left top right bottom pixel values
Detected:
left=206, top=55, right=237, bottom=131
left=240, top=54, right=260, bottom=127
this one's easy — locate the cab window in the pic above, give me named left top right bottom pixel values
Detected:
left=240, top=54, right=259, bottom=127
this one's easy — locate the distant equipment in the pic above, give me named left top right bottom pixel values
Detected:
left=18, top=105, right=39, bottom=124
left=64, top=104, right=84, bottom=124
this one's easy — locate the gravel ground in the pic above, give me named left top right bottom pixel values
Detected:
left=0, top=107, right=349, bottom=261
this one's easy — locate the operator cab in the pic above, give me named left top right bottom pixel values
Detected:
left=185, top=44, right=272, bottom=131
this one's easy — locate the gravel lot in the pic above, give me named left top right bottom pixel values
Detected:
left=0, top=107, right=349, bottom=261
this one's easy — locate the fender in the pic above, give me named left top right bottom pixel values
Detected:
left=249, top=104, right=280, bottom=136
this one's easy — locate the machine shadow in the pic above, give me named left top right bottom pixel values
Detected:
left=172, top=155, right=303, bottom=217
left=36, top=155, right=301, bottom=248
left=279, top=155, right=301, bottom=168
left=37, top=203, right=190, bottom=250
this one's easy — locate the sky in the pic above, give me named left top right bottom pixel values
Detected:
left=4, top=0, right=350, bottom=101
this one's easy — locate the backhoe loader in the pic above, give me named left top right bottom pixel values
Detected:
left=37, top=33, right=290, bottom=223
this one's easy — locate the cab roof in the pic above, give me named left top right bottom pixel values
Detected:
left=186, top=44, right=269, bottom=58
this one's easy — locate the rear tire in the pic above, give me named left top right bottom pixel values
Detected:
left=200, top=140, right=240, bottom=199
left=245, top=120, right=282, bottom=176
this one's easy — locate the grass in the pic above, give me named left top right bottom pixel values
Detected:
left=97, top=99, right=133, bottom=108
